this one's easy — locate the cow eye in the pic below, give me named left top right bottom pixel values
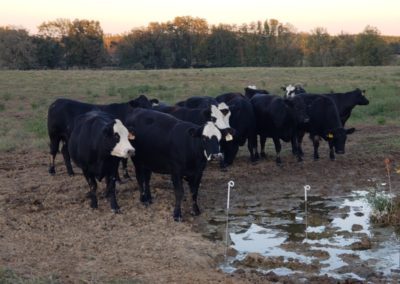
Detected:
left=114, top=133, right=120, bottom=140
left=211, top=117, right=217, bottom=122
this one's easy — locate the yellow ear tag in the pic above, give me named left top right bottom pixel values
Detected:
left=327, top=133, right=334, bottom=139
left=128, top=132, right=135, bottom=140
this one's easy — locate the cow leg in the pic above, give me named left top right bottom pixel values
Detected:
left=61, top=142, right=74, bottom=176
left=171, top=174, right=184, bottom=222
left=291, top=135, right=302, bottom=162
left=186, top=174, right=203, bottom=216
left=297, top=132, right=305, bottom=157
left=260, top=135, right=267, bottom=159
left=272, top=137, right=282, bottom=165
left=311, top=135, right=320, bottom=160
left=247, top=132, right=258, bottom=163
left=328, top=141, right=335, bottom=161
left=83, top=172, right=98, bottom=209
left=253, top=135, right=260, bottom=160
left=106, top=175, right=120, bottom=213
left=135, top=166, right=152, bottom=205
left=48, top=135, right=60, bottom=175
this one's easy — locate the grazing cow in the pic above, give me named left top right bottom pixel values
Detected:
left=251, top=94, right=309, bottom=164
left=68, top=111, right=135, bottom=212
left=125, top=108, right=224, bottom=221
left=297, top=94, right=355, bottom=160
left=215, top=92, right=258, bottom=166
left=244, top=85, right=269, bottom=99
left=47, top=95, right=152, bottom=176
left=282, top=84, right=306, bottom=98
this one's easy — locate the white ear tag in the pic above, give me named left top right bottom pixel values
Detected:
left=225, top=134, right=233, bottom=141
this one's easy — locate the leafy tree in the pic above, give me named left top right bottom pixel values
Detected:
left=330, top=33, right=356, bottom=66
left=207, top=25, right=239, bottom=67
left=0, top=27, right=37, bottom=69
left=354, top=26, right=392, bottom=65
left=305, top=27, right=332, bottom=66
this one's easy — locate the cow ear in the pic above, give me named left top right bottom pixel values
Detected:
left=281, top=86, right=286, bottom=91
left=103, top=123, right=114, bottom=137
left=127, top=127, right=136, bottom=140
left=346, top=128, right=356, bottom=135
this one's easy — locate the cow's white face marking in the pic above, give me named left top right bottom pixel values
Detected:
left=285, top=84, right=296, bottom=97
left=217, top=102, right=231, bottom=128
left=247, top=85, right=257, bottom=90
left=211, top=104, right=230, bottom=130
left=202, top=122, right=222, bottom=141
left=111, top=119, right=135, bottom=158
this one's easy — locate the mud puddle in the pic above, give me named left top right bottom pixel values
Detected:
left=205, top=189, right=400, bottom=281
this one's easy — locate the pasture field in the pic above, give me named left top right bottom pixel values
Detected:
left=0, top=67, right=400, bottom=283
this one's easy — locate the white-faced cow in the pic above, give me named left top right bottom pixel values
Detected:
left=215, top=92, right=257, bottom=167
left=125, top=108, right=225, bottom=221
left=282, top=84, right=306, bottom=98
left=68, top=111, right=135, bottom=212
left=47, top=95, right=152, bottom=176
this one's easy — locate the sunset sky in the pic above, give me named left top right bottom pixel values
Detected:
left=1, top=0, right=399, bottom=36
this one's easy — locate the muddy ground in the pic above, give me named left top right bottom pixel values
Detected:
left=1, top=124, right=399, bottom=283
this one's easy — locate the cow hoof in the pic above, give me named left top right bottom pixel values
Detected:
left=260, top=153, right=267, bottom=159
left=191, top=205, right=201, bottom=216
left=313, top=157, right=319, bottom=161
left=67, top=171, right=75, bottom=177
left=90, top=202, right=98, bottom=209
left=112, top=208, right=122, bottom=214
left=48, top=166, right=56, bottom=175
left=330, top=157, right=336, bottom=161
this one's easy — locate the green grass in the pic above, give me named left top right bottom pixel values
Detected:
left=0, top=67, right=399, bottom=153
left=0, top=267, right=61, bottom=284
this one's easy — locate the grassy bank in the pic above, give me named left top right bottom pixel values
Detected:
left=0, top=66, right=399, bottom=152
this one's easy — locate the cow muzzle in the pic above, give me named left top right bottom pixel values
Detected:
left=211, top=153, right=224, bottom=161
left=127, top=149, right=135, bottom=157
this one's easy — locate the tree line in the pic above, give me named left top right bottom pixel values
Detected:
left=1, top=17, right=399, bottom=70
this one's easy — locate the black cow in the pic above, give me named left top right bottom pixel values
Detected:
left=215, top=92, right=257, bottom=166
left=125, top=108, right=224, bottom=221
left=68, top=111, right=135, bottom=212
left=175, top=96, right=217, bottom=108
left=251, top=94, right=309, bottom=164
left=324, top=88, right=369, bottom=127
left=244, top=85, right=269, bottom=99
left=47, top=95, right=152, bottom=176
left=297, top=94, right=355, bottom=160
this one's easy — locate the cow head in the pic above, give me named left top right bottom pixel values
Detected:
left=244, top=85, right=269, bottom=99
left=128, top=95, right=153, bottom=109
left=286, top=96, right=309, bottom=124
left=104, top=119, right=135, bottom=158
left=354, top=88, right=369, bottom=106
left=282, top=84, right=306, bottom=98
left=325, top=128, right=355, bottom=154
left=209, top=105, right=235, bottom=141
left=189, top=122, right=223, bottom=161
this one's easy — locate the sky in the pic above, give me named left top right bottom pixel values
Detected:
left=1, top=0, right=400, bottom=36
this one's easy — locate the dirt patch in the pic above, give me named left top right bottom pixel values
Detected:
left=0, top=124, right=399, bottom=283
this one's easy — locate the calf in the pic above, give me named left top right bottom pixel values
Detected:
left=68, top=111, right=135, bottom=212
left=297, top=94, right=354, bottom=160
left=47, top=95, right=152, bottom=176
left=125, top=109, right=224, bottom=221
left=251, top=94, right=309, bottom=164
left=216, top=92, right=257, bottom=166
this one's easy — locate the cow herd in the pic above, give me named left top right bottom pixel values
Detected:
left=47, top=84, right=369, bottom=221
